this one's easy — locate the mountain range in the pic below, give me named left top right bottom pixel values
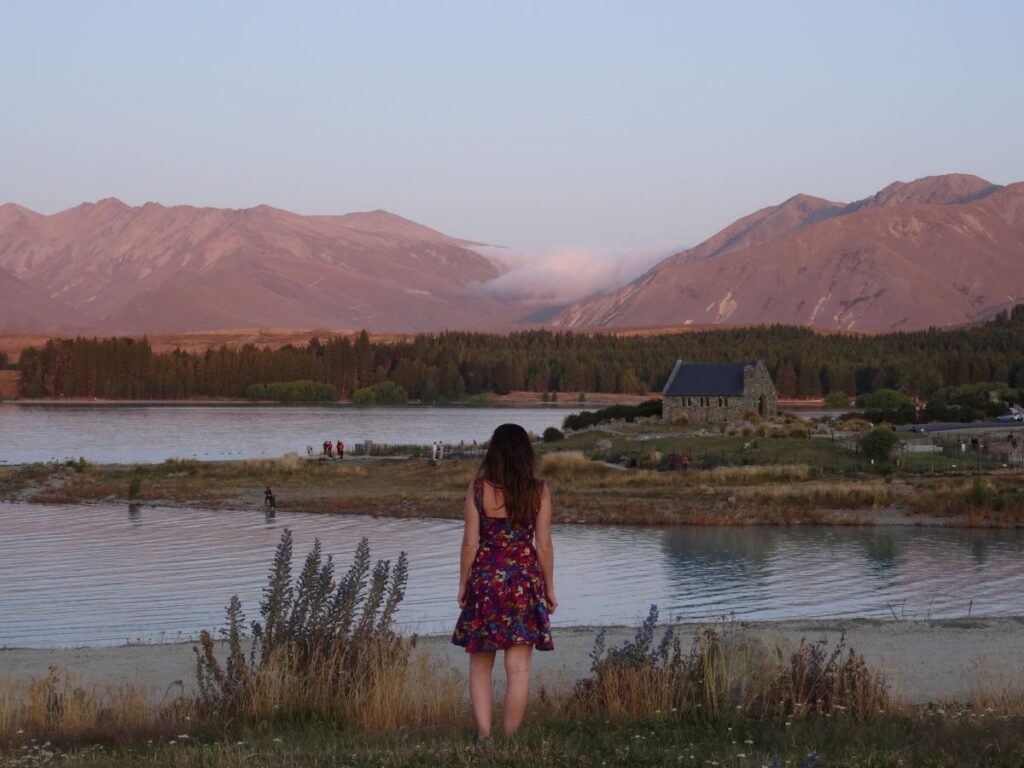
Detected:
left=552, top=174, right=1024, bottom=332
left=1, top=173, right=1022, bottom=335
left=0, top=199, right=511, bottom=333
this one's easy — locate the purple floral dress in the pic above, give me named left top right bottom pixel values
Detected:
left=452, top=479, right=554, bottom=652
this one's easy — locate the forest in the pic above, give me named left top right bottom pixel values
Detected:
left=12, top=304, right=1024, bottom=402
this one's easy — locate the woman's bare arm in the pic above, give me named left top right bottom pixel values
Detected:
left=458, top=482, right=480, bottom=606
left=535, top=483, right=557, bottom=612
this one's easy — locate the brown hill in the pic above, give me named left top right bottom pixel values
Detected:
left=552, top=174, right=1024, bottom=332
left=0, top=200, right=507, bottom=333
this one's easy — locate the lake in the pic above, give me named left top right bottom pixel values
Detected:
left=3, top=502, right=1023, bottom=648
left=0, top=403, right=568, bottom=464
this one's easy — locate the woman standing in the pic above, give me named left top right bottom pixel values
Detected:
left=452, top=423, right=556, bottom=740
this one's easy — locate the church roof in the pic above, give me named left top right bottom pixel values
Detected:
left=661, top=361, right=756, bottom=397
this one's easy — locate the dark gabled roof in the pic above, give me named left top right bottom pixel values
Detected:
left=661, top=361, right=756, bottom=397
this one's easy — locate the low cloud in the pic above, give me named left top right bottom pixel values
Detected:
left=474, top=245, right=673, bottom=305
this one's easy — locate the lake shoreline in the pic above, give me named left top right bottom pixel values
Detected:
left=4, top=618, right=1023, bottom=704
left=3, top=454, right=1022, bottom=528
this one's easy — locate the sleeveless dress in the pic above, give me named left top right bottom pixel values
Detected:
left=451, top=479, right=554, bottom=652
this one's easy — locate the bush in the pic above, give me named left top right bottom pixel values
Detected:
left=576, top=606, right=888, bottom=721
left=543, top=427, right=565, bottom=443
left=194, top=530, right=408, bottom=718
left=825, top=391, right=850, bottom=408
left=351, top=380, right=408, bottom=405
left=860, top=426, right=898, bottom=461
left=247, top=380, right=338, bottom=403
left=563, top=399, right=661, bottom=431
left=855, top=388, right=914, bottom=410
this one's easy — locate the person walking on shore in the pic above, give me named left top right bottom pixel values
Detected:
left=337, top=440, right=344, bottom=460
left=452, top=423, right=556, bottom=741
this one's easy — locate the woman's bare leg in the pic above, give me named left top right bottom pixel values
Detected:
left=501, top=645, right=533, bottom=736
left=469, top=651, right=496, bottom=739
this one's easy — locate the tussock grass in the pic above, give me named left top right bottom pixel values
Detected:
left=538, top=450, right=617, bottom=482
left=700, top=464, right=811, bottom=484
left=739, top=481, right=895, bottom=509
left=912, top=477, right=1024, bottom=526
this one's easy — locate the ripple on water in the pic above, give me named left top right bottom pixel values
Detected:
left=2, top=503, right=1024, bottom=647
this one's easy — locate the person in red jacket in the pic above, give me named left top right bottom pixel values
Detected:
left=337, top=440, right=345, bottom=460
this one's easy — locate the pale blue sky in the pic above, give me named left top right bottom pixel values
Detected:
left=2, top=1, right=1022, bottom=250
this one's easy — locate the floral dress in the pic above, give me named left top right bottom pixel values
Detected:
left=452, top=479, right=554, bottom=652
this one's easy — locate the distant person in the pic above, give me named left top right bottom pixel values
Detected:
left=432, top=441, right=439, bottom=462
left=452, top=423, right=555, bottom=741
left=337, top=440, right=345, bottom=460
left=326, top=440, right=334, bottom=457
left=438, top=441, right=446, bottom=461
left=681, top=452, right=690, bottom=472
left=668, top=453, right=677, bottom=471
left=264, top=487, right=275, bottom=508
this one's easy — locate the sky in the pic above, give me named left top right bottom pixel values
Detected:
left=2, top=1, right=1023, bottom=255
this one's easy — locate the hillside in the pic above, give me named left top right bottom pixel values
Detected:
left=0, top=200, right=508, bottom=333
left=552, top=174, right=1024, bottom=332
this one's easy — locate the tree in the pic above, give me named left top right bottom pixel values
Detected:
left=775, top=361, right=798, bottom=398
left=861, top=427, right=898, bottom=462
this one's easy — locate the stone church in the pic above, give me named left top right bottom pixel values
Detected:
left=661, top=360, right=778, bottom=423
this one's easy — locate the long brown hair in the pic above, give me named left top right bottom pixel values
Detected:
left=478, top=423, right=542, bottom=526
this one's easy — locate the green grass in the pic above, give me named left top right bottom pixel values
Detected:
left=28, top=714, right=1024, bottom=767
left=552, top=429, right=865, bottom=472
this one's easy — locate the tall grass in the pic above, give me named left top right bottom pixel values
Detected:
left=573, top=607, right=890, bottom=722
left=193, top=531, right=411, bottom=724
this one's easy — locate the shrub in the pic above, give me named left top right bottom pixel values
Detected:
left=563, top=400, right=662, bottom=431
left=576, top=606, right=888, bottom=722
left=351, top=381, right=408, bottom=406
left=861, top=426, right=898, bottom=461
left=194, top=530, right=409, bottom=719
left=855, top=388, right=914, bottom=410
left=542, top=427, right=565, bottom=443
left=825, top=391, right=850, bottom=408
left=246, top=380, right=338, bottom=403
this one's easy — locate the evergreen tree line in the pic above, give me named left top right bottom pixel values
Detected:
left=15, top=305, right=1024, bottom=401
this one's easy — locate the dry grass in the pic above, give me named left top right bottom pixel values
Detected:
left=573, top=618, right=892, bottom=724
left=0, top=670, right=192, bottom=747
left=911, top=477, right=1024, bottom=527
left=738, top=481, right=895, bottom=509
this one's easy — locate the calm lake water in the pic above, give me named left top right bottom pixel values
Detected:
left=0, top=404, right=567, bottom=464
left=3, top=502, right=1023, bottom=648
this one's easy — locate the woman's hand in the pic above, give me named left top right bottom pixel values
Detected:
left=545, top=592, right=558, bottom=614
left=457, top=580, right=468, bottom=608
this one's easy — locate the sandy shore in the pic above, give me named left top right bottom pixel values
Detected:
left=4, top=618, right=1022, bottom=704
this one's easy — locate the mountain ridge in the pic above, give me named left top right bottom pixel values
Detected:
left=0, top=199, right=507, bottom=333
left=551, top=174, right=1024, bottom=332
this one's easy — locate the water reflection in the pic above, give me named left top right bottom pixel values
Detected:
left=2, top=502, right=1023, bottom=648
left=863, top=531, right=902, bottom=573
left=0, top=404, right=567, bottom=464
